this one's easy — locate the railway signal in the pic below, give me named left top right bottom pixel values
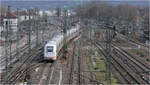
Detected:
left=112, top=25, right=117, bottom=38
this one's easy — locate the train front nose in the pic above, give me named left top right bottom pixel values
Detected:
left=48, top=52, right=56, bottom=60
left=44, top=54, right=56, bottom=60
left=44, top=46, right=56, bottom=60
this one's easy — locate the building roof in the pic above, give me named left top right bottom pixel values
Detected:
left=14, top=10, right=36, bottom=16
left=3, top=11, right=17, bottom=18
left=0, top=11, right=17, bottom=25
left=14, top=11, right=27, bottom=16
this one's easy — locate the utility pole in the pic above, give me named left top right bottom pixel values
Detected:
left=24, top=9, right=32, bottom=84
left=9, top=33, right=12, bottom=61
left=88, top=20, right=92, bottom=40
left=35, top=8, right=39, bottom=46
left=56, top=6, right=61, bottom=18
left=44, top=11, right=47, bottom=44
left=8, top=6, right=12, bottom=61
left=16, top=8, right=20, bottom=61
left=77, top=39, right=81, bottom=84
left=105, top=29, right=111, bottom=85
left=27, top=9, right=31, bottom=53
left=126, top=21, right=129, bottom=42
left=4, top=5, right=10, bottom=82
left=42, top=11, right=46, bottom=44
left=126, top=8, right=130, bottom=42
left=62, top=8, right=68, bottom=59
left=105, top=26, right=116, bottom=85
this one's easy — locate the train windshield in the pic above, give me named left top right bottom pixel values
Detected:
left=47, top=46, right=53, bottom=52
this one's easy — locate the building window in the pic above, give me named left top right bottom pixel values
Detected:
left=5, top=21, right=8, bottom=25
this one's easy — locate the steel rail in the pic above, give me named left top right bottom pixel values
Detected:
left=4, top=46, right=43, bottom=84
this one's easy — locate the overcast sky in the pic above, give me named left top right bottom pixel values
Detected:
left=1, top=0, right=149, bottom=1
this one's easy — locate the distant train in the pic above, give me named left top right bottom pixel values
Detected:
left=44, top=23, right=80, bottom=60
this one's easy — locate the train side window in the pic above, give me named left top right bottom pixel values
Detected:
left=47, top=46, right=53, bottom=52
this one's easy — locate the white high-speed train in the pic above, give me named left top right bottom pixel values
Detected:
left=44, top=23, right=80, bottom=60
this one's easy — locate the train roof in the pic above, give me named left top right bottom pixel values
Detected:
left=46, top=33, right=63, bottom=46
left=51, top=34, right=63, bottom=41
left=45, top=24, right=80, bottom=47
left=46, top=41, right=56, bottom=45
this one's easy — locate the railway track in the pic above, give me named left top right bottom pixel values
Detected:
left=3, top=46, right=43, bottom=84
left=68, top=42, right=75, bottom=84
left=38, top=45, right=63, bottom=84
left=93, top=41, right=134, bottom=84
left=77, top=40, right=81, bottom=84
left=100, top=30, right=149, bottom=84
left=14, top=62, right=45, bottom=84
left=91, top=39, right=149, bottom=84
left=6, top=38, right=36, bottom=58
left=129, top=38, right=149, bottom=48
left=37, top=30, right=81, bottom=84
left=118, top=33, right=149, bottom=49
left=66, top=36, right=81, bottom=84
left=112, top=43, right=149, bottom=70
left=38, top=63, right=54, bottom=84
left=73, top=35, right=100, bottom=84
left=1, top=28, right=57, bottom=67
left=0, top=38, right=39, bottom=70
left=0, top=23, right=62, bottom=84
left=112, top=43, right=150, bottom=83
left=111, top=60, right=131, bottom=83
left=84, top=47, right=100, bottom=84
left=111, top=55, right=140, bottom=84
left=68, top=36, right=90, bottom=84
left=45, top=63, right=55, bottom=84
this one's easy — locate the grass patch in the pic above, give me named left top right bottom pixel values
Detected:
left=86, top=53, right=94, bottom=71
left=116, top=42, right=130, bottom=47
left=86, top=51, right=118, bottom=84
left=94, top=56, right=106, bottom=71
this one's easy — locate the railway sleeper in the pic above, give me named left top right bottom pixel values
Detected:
left=112, top=56, right=147, bottom=84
